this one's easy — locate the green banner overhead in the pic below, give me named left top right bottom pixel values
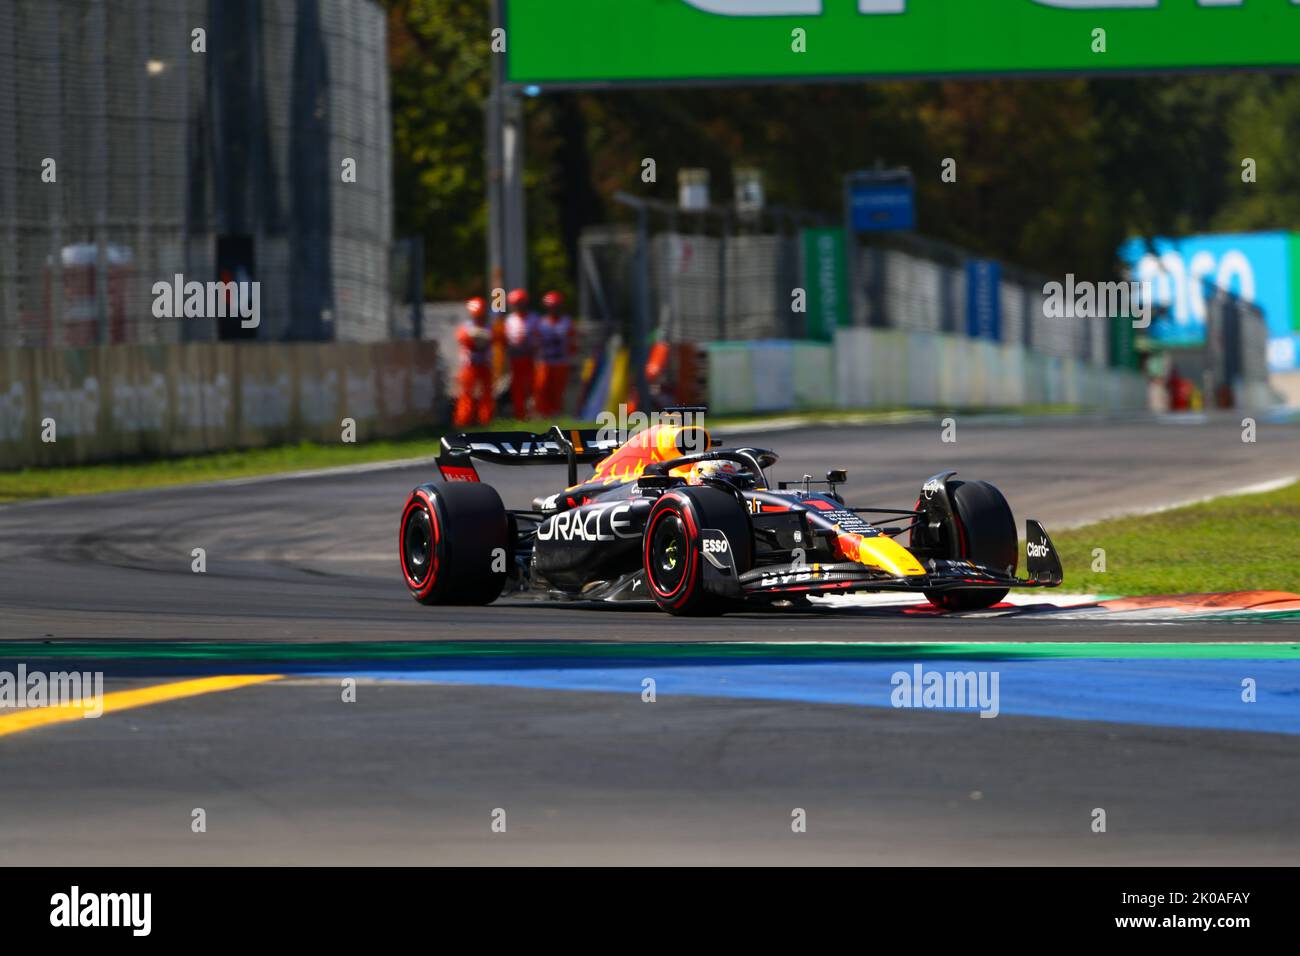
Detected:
left=505, top=0, right=1300, bottom=87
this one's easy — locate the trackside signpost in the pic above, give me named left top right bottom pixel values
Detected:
left=504, top=0, right=1300, bottom=87
left=842, top=169, right=915, bottom=328
left=849, top=175, right=916, bottom=233
left=801, top=227, right=849, bottom=340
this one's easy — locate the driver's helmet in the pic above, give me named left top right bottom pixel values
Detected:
left=686, top=459, right=756, bottom=490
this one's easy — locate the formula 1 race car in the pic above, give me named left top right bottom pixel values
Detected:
left=399, top=409, right=1063, bottom=615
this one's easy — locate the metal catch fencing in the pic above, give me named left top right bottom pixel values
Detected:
left=0, top=0, right=392, bottom=350
left=579, top=198, right=1124, bottom=370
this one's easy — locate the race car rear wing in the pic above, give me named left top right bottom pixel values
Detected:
left=438, top=427, right=622, bottom=486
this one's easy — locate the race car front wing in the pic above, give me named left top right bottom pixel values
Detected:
left=701, top=519, right=1064, bottom=600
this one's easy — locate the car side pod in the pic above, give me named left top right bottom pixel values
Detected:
left=1024, top=519, right=1063, bottom=586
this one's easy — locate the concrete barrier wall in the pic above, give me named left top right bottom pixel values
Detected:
left=706, top=331, right=1147, bottom=414
left=704, top=340, right=837, bottom=414
left=0, top=342, right=442, bottom=469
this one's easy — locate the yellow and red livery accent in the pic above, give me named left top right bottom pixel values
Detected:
left=578, top=422, right=714, bottom=489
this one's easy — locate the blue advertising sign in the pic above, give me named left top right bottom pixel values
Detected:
left=849, top=182, right=916, bottom=233
left=1119, top=231, right=1298, bottom=372
left=965, top=259, right=1002, bottom=342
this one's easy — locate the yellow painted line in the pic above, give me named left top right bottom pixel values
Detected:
left=0, top=674, right=282, bottom=738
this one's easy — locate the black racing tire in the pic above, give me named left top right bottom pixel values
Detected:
left=642, top=486, right=753, bottom=616
left=924, top=479, right=1017, bottom=612
left=399, top=482, right=509, bottom=606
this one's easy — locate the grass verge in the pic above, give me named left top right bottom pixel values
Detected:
left=0, top=437, right=440, bottom=503
left=1045, top=479, right=1300, bottom=596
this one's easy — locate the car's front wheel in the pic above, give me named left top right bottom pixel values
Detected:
left=642, top=486, right=752, bottom=616
left=924, top=479, right=1017, bottom=612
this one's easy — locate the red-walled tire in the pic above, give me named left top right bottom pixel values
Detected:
left=399, top=482, right=509, bottom=606
left=642, top=487, right=752, bottom=616
left=924, top=479, right=1017, bottom=612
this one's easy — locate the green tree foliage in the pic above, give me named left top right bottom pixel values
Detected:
left=1215, top=78, right=1300, bottom=231
left=384, top=0, right=491, bottom=299
left=382, top=2, right=1300, bottom=298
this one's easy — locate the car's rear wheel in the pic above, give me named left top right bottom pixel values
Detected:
left=643, top=487, right=752, bottom=616
left=400, top=482, right=509, bottom=605
left=924, top=479, right=1017, bottom=612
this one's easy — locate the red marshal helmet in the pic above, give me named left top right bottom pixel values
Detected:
left=507, top=288, right=530, bottom=309
left=465, top=296, right=487, bottom=318
left=542, top=290, right=564, bottom=311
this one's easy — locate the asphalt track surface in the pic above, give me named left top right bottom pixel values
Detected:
left=1, top=415, right=1298, bottom=864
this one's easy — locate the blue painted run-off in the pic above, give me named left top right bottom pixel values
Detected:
left=329, top=659, right=1300, bottom=735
